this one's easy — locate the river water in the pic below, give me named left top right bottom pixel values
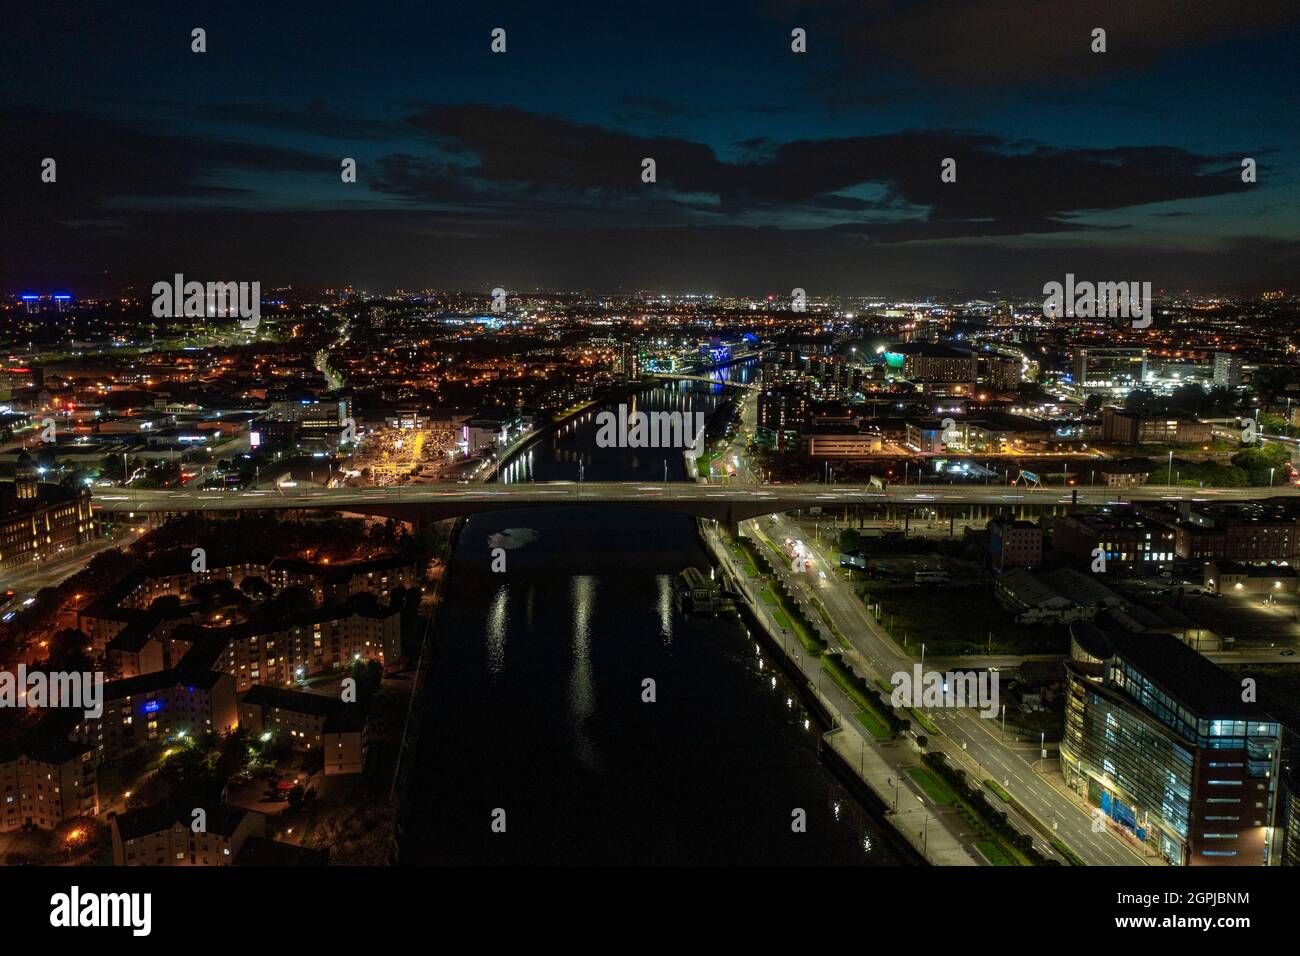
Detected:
left=400, top=363, right=901, bottom=864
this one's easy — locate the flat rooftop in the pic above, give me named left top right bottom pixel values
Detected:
left=1111, top=631, right=1265, bottom=718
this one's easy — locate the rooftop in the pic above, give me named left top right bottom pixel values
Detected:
left=114, top=801, right=256, bottom=841
left=1110, top=630, right=1266, bottom=718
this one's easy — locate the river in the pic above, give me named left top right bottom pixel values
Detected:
left=400, top=362, right=901, bottom=864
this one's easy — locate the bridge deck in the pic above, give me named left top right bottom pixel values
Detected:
left=91, top=482, right=1300, bottom=514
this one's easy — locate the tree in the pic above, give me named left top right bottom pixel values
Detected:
left=1124, top=388, right=1156, bottom=412
left=1168, top=383, right=1210, bottom=416
left=59, top=469, right=92, bottom=492
left=189, top=581, right=223, bottom=603
left=256, top=585, right=314, bottom=622
left=148, top=595, right=183, bottom=615
left=350, top=659, right=383, bottom=703
left=46, top=629, right=93, bottom=672
left=62, top=548, right=137, bottom=597
left=239, top=576, right=274, bottom=602
left=1232, top=444, right=1290, bottom=485
left=1259, top=413, right=1290, bottom=437
left=838, top=529, right=861, bottom=553
left=1205, top=387, right=1236, bottom=416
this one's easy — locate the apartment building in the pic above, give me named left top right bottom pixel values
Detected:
left=988, top=519, right=1043, bottom=571
left=112, top=802, right=264, bottom=866
left=1147, top=501, right=1300, bottom=564
left=0, top=738, right=98, bottom=831
left=1052, top=511, right=1177, bottom=576
left=172, top=602, right=401, bottom=694
left=72, top=668, right=239, bottom=763
left=240, top=684, right=367, bottom=775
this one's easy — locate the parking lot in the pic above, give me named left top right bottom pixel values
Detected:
left=1181, top=590, right=1300, bottom=647
left=1105, top=572, right=1300, bottom=649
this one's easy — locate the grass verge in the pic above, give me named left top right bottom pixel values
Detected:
left=985, top=779, right=1012, bottom=803
left=854, top=710, right=893, bottom=742
left=976, top=841, right=1017, bottom=866
left=906, top=765, right=956, bottom=806
left=821, top=654, right=902, bottom=740
left=1051, top=839, right=1087, bottom=867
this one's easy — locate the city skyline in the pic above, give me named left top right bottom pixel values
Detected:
left=6, top=0, right=1300, bottom=916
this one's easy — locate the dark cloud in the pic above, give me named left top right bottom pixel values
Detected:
left=0, top=108, right=327, bottom=224
left=610, top=96, right=704, bottom=122
left=400, top=104, right=729, bottom=195
left=77, top=97, right=409, bottom=141
left=821, top=216, right=1094, bottom=243
left=4, top=100, right=1257, bottom=264
left=380, top=106, right=1250, bottom=239
left=765, top=0, right=1300, bottom=87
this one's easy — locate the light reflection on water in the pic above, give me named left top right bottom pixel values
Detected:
left=568, top=575, right=599, bottom=772
left=656, top=574, right=674, bottom=646
left=486, top=584, right=508, bottom=678
left=401, top=363, right=898, bottom=864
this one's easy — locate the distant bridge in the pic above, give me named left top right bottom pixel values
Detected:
left=650, top=373, right=759, bottom=389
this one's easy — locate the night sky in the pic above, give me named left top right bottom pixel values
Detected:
left=3, top=0, right=1298, bottom=295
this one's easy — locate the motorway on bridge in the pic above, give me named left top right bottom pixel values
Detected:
left=90, top=481, right=1300, bottom=513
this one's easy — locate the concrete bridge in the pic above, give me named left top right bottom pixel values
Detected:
left=650, top=373, right=759, bottom=390
left=90, top=482, right=1300, bottom=535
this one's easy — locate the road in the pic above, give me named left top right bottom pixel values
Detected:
left=1, top=532, right=135, bottom=601
left=704, top=524, right=984, bottom=864
left=88, top=480, right=1300, bottom=514
left=747, top=512, right=1152, bottom=866
left=710, top=391, right=1150, bottom=865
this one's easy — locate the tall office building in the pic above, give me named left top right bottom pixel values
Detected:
left=757, top=384, right=809, bottom=450
left=620, top=342, right=642, bottom=382
left=1213, top=351, right=1243, bottom=389
left=1071, top=347, right=1147, bottom=394
left=978, top=353, right=1021, bottom=391
left=1063, top=624, right=1281, bottom=865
